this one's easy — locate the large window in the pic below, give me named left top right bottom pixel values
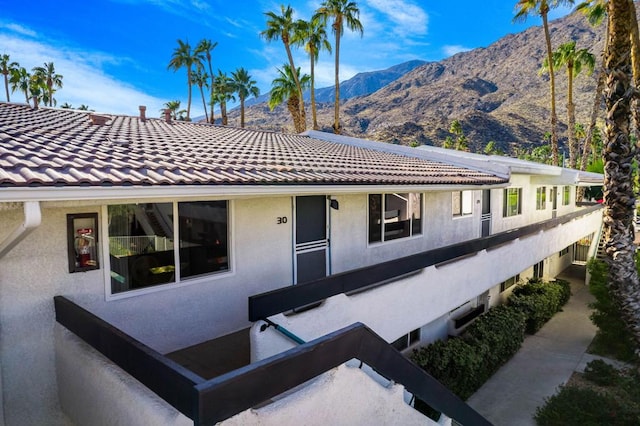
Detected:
left=369, top=193, right=422, bottom=243
left=452, top=191, right=473, bottom=217
left=536, top=187, right=547, bottom=210
left=503, top=188, right=522, bottom=217
left=108, top=201, right=229, bottom=294
left=562, top=186, right=571, bottom=205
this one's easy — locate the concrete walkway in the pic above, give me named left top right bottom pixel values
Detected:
left=467, top=264, right=598, bottom=426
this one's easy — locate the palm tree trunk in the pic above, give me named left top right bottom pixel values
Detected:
left=311, top=54, right=318, bottom=130
left=567, top=67, right=577, bottom=169
left=207, top=57, right=214, bottom=123
left=603, top=0, right=640, bottom=350
left=221, top=100, right=228, bottom=126
left=199, top=85, right=208, bottom=123
left=186, top=66, right=192, bottom=121
left=284, top=43, right=306, bottom=132
left=628, top=0, right=640, bottom=140
left=240, top=96, right=245, bottom=128
left=3, top=73, right=9, bottom=102
left=543, top=13, right=560, bottom=166
left=333, top=28, right=341, bottom=134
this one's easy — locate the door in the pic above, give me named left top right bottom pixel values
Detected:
left=481, top=189, right=491, bottom=237
left=294, top=196, right=329, bottom=284
left=551, top=186, right=558, bottom=218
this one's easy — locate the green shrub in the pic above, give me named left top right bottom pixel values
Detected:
left=587, top=258, right=638, bottom=362
left=535, top=386, right=640, bottom=426
left=583, top=359, right=619, bottom=386
left=508, top=278, right=570, bottom=334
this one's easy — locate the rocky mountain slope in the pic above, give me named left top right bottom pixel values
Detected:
left=229, top=10, right=605, bottom=154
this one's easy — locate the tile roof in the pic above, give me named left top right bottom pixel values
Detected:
left=0, top=103, right=507, bottom=188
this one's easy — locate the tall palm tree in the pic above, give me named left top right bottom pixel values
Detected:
left=167, top=39, right=201, bottom=121
left=544, top=41, right=595, bottom=168
left=9, top=67, right=30, bottom=103
left=1, top=55, right=18, bottom=102
left=77, top=104, right=91, bottom=111
left=212, top=70, right=235, bottom=126
left=28, top=72, right=46, bottom=109
left=32, top=62, right=63, bottom=107
left=314, top=0, right=363, bottom=134
left=195, top=39, right=218, bottom=123
left=269, top=64, right=311, bottom=133
left=162, top=100, right=181, bottom=120
left=60, top=102, right=73, bottom=109
left=602, top=0, right=640, bottom=349
left=192, top=67, right=209, bottom=123
left=294, top=18, right=332, bottom=130
left=262, top=5, right=306, bottom=131
left=231, top=67, right=260, bottom=128
left=514, top=0, right=574, bottom=166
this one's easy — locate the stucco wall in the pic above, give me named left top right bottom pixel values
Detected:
left=252, top=208, right=603, bottom=361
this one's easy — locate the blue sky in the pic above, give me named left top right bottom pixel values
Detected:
left=0, top=0, right=573, bottom=118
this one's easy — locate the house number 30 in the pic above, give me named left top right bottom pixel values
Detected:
left=277, top=217, right=288, bottom=224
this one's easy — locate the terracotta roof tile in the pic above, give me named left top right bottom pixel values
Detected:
left=0, top=102, right=507, bottom=188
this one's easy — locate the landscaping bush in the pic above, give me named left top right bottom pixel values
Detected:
left=587, top=258, right=638, bottom=362
left=508, top=277, right=571, bottom=334
left=411, top=305, right=526, bottom=400
left=583, top=359, right=619, bottom=386
left=534, top=386, right=640, bottom=426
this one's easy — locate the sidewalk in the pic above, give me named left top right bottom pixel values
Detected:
left=466, top=264, right=597, bottom=426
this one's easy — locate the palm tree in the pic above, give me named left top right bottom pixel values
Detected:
left=32, top=62, right=63, bottom=107
left=1, top=55, right=18, bottom=102
left=269, top=64, right=311, bottom=133
left=543, top=41, right=595, bottom=168
left=192, top=67, right=209, bottom=123
left=9, top=67, right=30, bottom=103
left=77, top=104, right=90, bottom=111
left=514, top=0, right=574, bottom=166
left=60, top=102, right=73, bottom=109
left=231, top=67, right=260, bottom=128
left=28, top=72, right=46, bottom=109
left=212, top=71, right=235, bottom=126
left=314, top=0, right=363, bottom=134
left=262, top=5, right=306, bottom=131
left=601, top=0, right=640, bottom=349
left=294, top=18, right=332, bottom=130
left=195, top=39, right=218, bottom=123
left=167, top=39, right=201, bottom=121
left=162, top=100, right=181, bottom=120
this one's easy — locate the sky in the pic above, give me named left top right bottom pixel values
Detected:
left=0, top=0, right=574, bottom=118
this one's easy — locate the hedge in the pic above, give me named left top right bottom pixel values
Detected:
left=508, top=278, right=571, bottom=334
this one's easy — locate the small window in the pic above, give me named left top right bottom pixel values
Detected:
left=452, top=191, right=473, bottom=217
left=562, top=186, right=571, bottom=205
left=503, top=188, right=522, bottom=217
left=391, top=328, right=421, bottom=351
left=500, top=274, right=520, bottom=292
left=559, top=246, right=570, bottom=256
left=536, top=187, right=547, bottom=210
left=369, top=193, right=422, bottom=243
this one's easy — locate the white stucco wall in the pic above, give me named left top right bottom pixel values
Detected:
left=252, top=208, right=603, bottom=360
left=220, top=364, right=434, bottom=426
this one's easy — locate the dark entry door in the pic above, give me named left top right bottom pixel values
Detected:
left=294, top=196, right=328, bottom=284
left=481, top=189, right=491, bottom=237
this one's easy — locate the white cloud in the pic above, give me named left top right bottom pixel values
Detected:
left=442, top=45, right=472, bottom=57
left=0, top=33, right=166, bottom=116
left=365, top=0, right=428, bottom=37
left=1, top=23, right=37, bottom=37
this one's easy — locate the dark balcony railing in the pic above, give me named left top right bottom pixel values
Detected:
left=249, top=204, right=602, bottom=321
left=54, top=297, right=492, bottom=425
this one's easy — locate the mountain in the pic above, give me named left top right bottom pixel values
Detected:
left=243, top=59, right=426, bottom=109
left=229, top=10, right=605, bottom=154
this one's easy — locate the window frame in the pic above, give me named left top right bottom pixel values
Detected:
left=103, top=200, right=233, bottom=300
left=368, top=192, right=423, bottom=244
left=562, top=186, right=571, bottom=206
left=536, top=186, right=547, bottom=210
left=500, top=274, right=520, bottom=292
left=452, top=190, right=473, bottom=217
left=502, top=188, right=522, bottom=217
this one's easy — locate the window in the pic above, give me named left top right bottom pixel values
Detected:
left=452, top=191, right=473, bottom=217
left=502, top=188, right=522, bottom=217
left=391, top=328, right=421, bottom=351
left=108, top=201, right=229, bottom=294
left=368, top=193, right=422, bottom=243
left=536, top=187, right=547, bottom=210
left=562, top=186, right=571, bottom=205
left=559, top=246, right=570, bottom=256
left=500, top=274, right=520, bottom=292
